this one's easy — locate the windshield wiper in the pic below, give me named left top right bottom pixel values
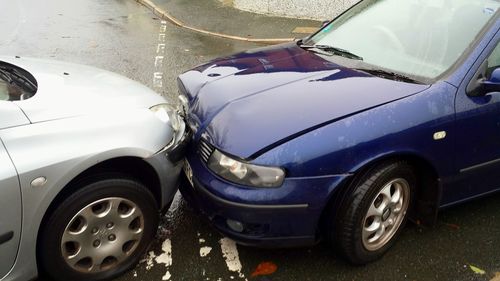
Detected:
left=298, top=42, right=363, bottom=61
left=358, top=68, right=422, bottom=84
left=0, top=66, right=37, bottom=93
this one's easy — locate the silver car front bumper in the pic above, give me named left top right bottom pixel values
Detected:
left=145, top=123, right=191, bottom=211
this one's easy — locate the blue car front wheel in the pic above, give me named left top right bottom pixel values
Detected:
left=332, top=161, right=416, bottom=264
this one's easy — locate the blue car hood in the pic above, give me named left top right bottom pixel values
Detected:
left=179, top=43, right=429, bottom=159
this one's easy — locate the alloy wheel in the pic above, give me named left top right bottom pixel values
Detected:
left=362, top=178, right=410, bottom=251
left=60, top=197, right=144, bottom=273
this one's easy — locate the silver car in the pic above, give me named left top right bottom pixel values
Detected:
left=0, top=56, right=187, bottom=281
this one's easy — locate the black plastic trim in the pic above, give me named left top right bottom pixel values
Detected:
left=460, top=157, right=500, bottom=173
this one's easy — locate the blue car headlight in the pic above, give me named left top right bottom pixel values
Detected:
left=207, top=149, right=285, bottom=188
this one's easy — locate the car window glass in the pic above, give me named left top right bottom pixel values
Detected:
left=0, top=79, right=33, bottom=101
left=487, top=42, right=500, bottom=77
left=309, top=0, right=499, bottom=79
left=0, top=80, right=9, bottom=101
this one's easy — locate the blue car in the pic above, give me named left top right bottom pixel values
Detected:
left=178, top=0, right=500, bottom=264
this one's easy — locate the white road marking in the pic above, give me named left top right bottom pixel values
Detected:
left=153, top=20, right=167, bottom=89
left=145, top=251, right=156, bottom=270
left=159, top=23, right=167, bottom=33
left=199, top=238, right=206, bottom=243
left=157, top=43, right=166, bottom=54
left=220, top=238, right=241, bottom=272
left=219, top=238, right=247, bottom=280
left=200, top=246, right=212, bottom=257
left=154, top=56, right=164, bottom=68
left=153, top=72, right=163, bottom=87
left=155, top=239, right=173, bottom=280
left=163, top=271, right=172, bottom=281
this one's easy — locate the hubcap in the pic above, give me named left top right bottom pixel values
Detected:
left=362, top=178, right=410, bottom=251
left=61, top=197, right=144, bottom=273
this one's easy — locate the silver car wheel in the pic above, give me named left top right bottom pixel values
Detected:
left=60, top=197, right=144, bottom=273
left=362, top=178, right=410, bottom=252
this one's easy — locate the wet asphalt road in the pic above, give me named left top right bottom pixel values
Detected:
left=1, top=0, right=500, bottom=280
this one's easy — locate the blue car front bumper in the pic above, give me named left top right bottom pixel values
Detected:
left=179, top=146, right=351, bottom=247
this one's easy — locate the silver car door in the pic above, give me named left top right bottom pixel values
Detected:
left=0, top=138, right=22, bottom=279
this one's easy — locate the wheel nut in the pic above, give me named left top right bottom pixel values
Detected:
left=106, top=222, right=114, bottom=228
left=91, top=228, right=98, bottom=234
left=93, top=240, right=101, bottom=247
left=108, top=234, right=116, bottom=241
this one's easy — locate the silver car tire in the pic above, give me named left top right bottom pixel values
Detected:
left=330, top=161, right=415, bottom=264
left=38, top=175, right=159, bottom=281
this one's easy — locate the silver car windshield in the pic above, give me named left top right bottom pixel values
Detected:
left=0, top=80, right=29, bottom=101
left=0, top=63, right=37, bottom=101
left=307, top=0, right=499, bottom=79
left=0, top=80, right=8, bottom=101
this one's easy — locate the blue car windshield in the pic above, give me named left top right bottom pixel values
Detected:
left=307, top=0, right=499, bottom=79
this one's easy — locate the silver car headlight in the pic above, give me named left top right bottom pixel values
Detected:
left=207, top=149, right=285, bottom=188
left=150, top=103, right=182, bottom=132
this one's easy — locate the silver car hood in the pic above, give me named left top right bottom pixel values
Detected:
left=0, top=56, right=165, bottom=123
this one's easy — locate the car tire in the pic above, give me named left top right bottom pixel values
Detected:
left=38, top=175, right=159, bottom=281
left=331, top=161, right=415, bottom=264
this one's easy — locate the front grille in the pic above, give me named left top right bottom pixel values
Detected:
left=199, top=139, right=214, bottom=163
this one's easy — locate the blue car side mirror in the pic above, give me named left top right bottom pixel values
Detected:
left=489, top=68, right=500, bottom=83
left=482, top=68, right=500, bottom=92
left=467, top=61, right=500, bottom=97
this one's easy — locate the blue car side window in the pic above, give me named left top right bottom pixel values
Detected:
left=487, top=42, right=500, bottom=77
